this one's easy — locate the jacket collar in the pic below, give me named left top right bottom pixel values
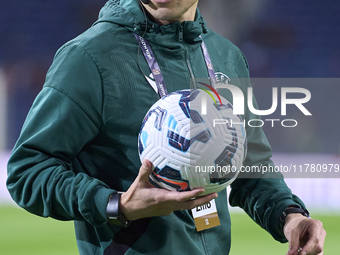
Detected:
left=95, top=0, right=208, bottom=45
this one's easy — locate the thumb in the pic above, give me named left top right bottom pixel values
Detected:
left=138, top=159, right=153, bottom=181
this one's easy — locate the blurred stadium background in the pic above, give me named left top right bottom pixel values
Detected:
left=0, top=0, right=339, bottom=254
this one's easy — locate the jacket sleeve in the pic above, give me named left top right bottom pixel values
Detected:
left=228, top=50, right=306, bottom=242
left=6, top=42, right=115, bottom=226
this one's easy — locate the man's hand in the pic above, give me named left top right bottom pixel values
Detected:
left=284, top=213, right=326, bottom=255
left=120, top=160, right=218, bottom=221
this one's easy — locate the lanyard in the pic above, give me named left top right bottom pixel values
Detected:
left=134, top=34, right=216, bottom=98
left=200, top=36, right=216, bottom=88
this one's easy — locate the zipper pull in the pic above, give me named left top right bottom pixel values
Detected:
left=178, top=26, right=184, bottom=41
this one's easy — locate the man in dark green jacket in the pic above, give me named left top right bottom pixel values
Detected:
left=7, top=0, right=325, bottom=254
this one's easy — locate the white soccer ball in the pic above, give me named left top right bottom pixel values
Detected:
left=138, top=89, right=247, bottom=196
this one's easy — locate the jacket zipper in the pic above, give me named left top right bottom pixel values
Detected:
left=179, top=29, right=209, bottom=254
left=179, top=25, right=209, bottom=255
left=200, top=231, right=210, bottom=255
left=179, top=25, right=196, bottom=88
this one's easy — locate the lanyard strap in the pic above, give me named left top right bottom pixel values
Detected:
left=135, top=34, right=216, bottom=97
left=134, top=34, right=168, bottom=97
left=200, top=36, right=217, bottom=88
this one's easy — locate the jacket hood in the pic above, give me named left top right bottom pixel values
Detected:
left=95, top=0, right=208, bottom=45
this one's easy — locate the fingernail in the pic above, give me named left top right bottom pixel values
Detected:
left=197, top=189, right=205, bottom=194
left=142, top=160, right=149, bottom=169
left=301, top=252, right=306, bottom=255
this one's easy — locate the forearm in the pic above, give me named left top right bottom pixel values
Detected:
left=7, top=144, right=115, bottom=225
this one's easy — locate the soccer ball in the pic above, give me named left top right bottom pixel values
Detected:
left=138, top=89, right=247, bottom=196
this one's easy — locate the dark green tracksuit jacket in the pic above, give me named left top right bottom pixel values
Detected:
left=7, top=0, right=305, bottom=254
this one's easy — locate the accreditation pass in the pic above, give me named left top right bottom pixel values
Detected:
left=191, top=199, right=220, bottom=231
